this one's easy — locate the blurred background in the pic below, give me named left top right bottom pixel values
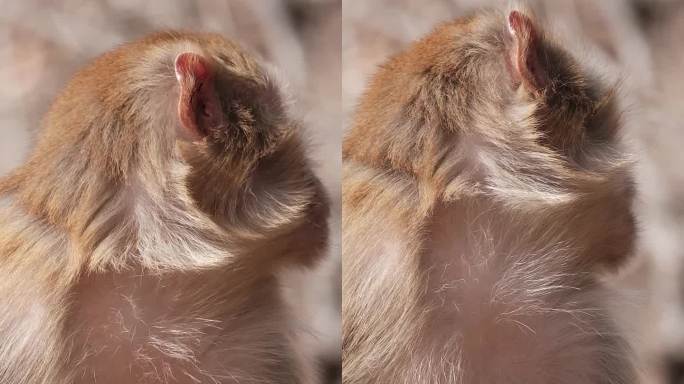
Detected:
left=0, top=0, right=341, bottom=383
left=344, top=0, right=684, bottom=383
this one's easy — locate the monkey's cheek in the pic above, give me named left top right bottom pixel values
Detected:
left=587, top=210, right=636, bottom=270
left=174, top=123, right=206, bottom=144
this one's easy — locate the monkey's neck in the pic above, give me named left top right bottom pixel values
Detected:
left=0, top=131, right=324, bottom=273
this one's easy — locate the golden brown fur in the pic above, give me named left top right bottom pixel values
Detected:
left=0, top=31, right=327, bottom=383
left=343, top=8, right=635, bottom=383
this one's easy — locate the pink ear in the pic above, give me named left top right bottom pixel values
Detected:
left=174, top=52, right=221, bottom=140
left=507, top=11, right=547, bottom=94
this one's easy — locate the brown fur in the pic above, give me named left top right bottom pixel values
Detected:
left=343, top=8, right=636, bottom=383
left=0, top=31, right=327, bottom=383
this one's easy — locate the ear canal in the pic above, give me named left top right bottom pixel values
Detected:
left=506, top=11, right=547, bottom=94
left=174, top=52, right=222, bottom=141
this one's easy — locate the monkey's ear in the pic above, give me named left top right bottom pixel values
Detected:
left=174, top=52, right=222, bottom=140
left=506, top=11, right=547, bottom=95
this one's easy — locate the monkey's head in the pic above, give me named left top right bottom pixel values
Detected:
left=164, top=33, right=323, bottom=235
left=344, top=9, right=634, bottom=269
left=4, top=32, right=325, bottom=270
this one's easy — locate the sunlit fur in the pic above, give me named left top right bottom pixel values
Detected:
left=0, top=32, right=328, bottom=384
left=342, top=8, right=636, bottom=384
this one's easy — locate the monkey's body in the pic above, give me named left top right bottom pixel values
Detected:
left=342, top=181, right=634, bottom=383
left=0, top=32, right=327, bottom=383
left=342, top=9, right=636, bottom=384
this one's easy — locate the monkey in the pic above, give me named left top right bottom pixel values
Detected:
left=0, top=31, right=328, bottom=384
left=342, top=8, right=637, bottom=384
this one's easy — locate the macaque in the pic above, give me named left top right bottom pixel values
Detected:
left=0, top=31, right=328, bottom=384
left=342, top=8, right=636, bottom=384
